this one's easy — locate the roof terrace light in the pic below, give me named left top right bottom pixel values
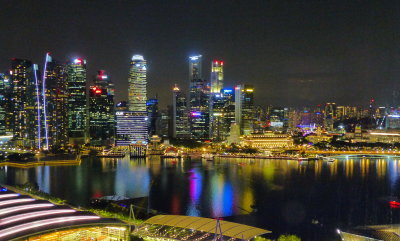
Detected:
left=0, top=216, right=101, bottom=239
left=132, top=55, right=144, bottom=61
left=0, top=209, right=76, bottom=225
left=0, top=204, right=54, bottom=216
left=0, top=198, right=35, bottom=207
left=0, top=194, right=20, bottom=199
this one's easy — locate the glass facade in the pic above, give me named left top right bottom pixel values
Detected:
left=67, top=58, right=88, bottom=144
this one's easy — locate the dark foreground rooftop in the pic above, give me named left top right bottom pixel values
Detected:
left=0, top=185, right=127, bottom=241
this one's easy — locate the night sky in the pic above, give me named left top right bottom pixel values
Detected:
left=1, top=0, right=399, bottom=108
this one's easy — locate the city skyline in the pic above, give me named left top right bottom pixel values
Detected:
left=1, top=1, right=399, bottom=108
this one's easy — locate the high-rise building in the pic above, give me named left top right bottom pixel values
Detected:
left=209, top=60, right=225, bottom=140
left=128, top=55, right=147, bottom=112
left=324, top=102, right=336, bottom=131
left=119, top=55, right=148, bottom=145
left=221, top=88, right=236, bottom=139
left=210, top=91, right=226, bottom=141
left=89, top=70, right=115, bottom=146
left=42, top=54, right=69, bottom=150
left=0, top=75, right=5, bottom=136
left=67, top=58, right=88, bottom=145
left=189, top=78, right=210, bottom=139
left=156, top=108, right=171, bottom=139
left=189, top=55, right=202, bottom=81
left=10, top=59, right=38, bottom=147
left=146, top=98, right=159, bottom=136
left=210, top=60, right=224, bottom=94
left=188, top=55, right=210, bottom=139
left=235, top=84, right=254, bottom=135
left=0, top=73, right=13, bottom=137
left=172, top=84, right=190, bottom=138
left=115, top=111, right=148, bottom=145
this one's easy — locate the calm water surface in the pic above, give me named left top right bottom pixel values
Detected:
left=2, top=156, right=400, bottom=240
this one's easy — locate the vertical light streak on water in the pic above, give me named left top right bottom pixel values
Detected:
left=187, top=168, right=202, bottom=216
left=36, top=166, right=50, bottom=193
left=115, top=158, right=150, bottom=198
left=42, top=53, right=50, bottom=150
left=211, top=174, right=224, bottom=217
left=33, top=64, right=41, bottom=149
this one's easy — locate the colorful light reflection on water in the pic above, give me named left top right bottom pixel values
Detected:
left=2, top=156, right=400, bottom=240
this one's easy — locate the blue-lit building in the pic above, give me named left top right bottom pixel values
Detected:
left=146, top=98, right=159, bottom=136
left=115, top=111, right=148, bottom=146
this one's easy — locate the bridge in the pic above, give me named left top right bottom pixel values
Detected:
left=305, top=150, right=400, bottom=159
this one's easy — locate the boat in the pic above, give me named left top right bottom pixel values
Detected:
left=323, top=156, right=335, bottom=162
left=202, top=153, right=214, bottom=161
left=96, top=151, right=126, bottom=158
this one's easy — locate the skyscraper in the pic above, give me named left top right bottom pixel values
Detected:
left=189, top=79, right=210, bottom=139
left=235, top=84, right=254, bottom=135
left=209, top=60, right=225, bottom=140
left=42, top=54, right=69, bottom=150
left=189, top=55, right=202, bottom=81
left=188, top=55, right=210, bottom=139
left=117, top=55, right=148, bottom=146
left=172, top=84, right=190, bottom=138
left=89, top=70, right=115, bottom=146
left=128, top=55, right=147, bottom=112
left=67, top=58, right=88, bottom=145
left=10, top=59, right=37, bottom=147
left=210, top=60, right=223, bottom=94
left=146, top=98, right=159, bottom=136
left=0, top=73, right=13, bottom=137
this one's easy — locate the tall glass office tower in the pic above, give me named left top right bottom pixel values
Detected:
left=43, top=54, right=69, bottom=150
left=210, top=60, right=223, bottom=94
left=128, top=55, right=147, bottom=112
left=11, top=59, right=37, bottom=147
left=117, top=55, right=148, bottom=146
left=67, top=58, right=88, bottom=144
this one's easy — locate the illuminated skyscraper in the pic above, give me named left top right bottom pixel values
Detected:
left=0, top=73, right=14, bottom=136
left=146, top=98, right=159, bottom=136
left=235, top=84, right=254, bottom=135
left=324, top=102, right=336, bottom=131
left=172, top=84, right=190, bottom=138
left=10, top=59, right=38, bottom=147
left=67, top=58, right=88, bottom=144
left=188, top=55, right=210, bottom=139
left=189, top=79, right=210, bottom=139
left=89, top=70, right=115, bottom=146
left=117, top=55, right=148, bottom=145
left=210, top=60, right=224, bottom=94
left=115, top=111, right=148, bottom=146
left=189, top=55, right=202, bottom=81
left=42, top=54, right=69, bottom=150
left=128, top=55, right=147, bottom=112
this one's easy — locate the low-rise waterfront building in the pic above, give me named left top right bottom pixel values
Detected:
left=240, top=132, right=294, bottom=150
